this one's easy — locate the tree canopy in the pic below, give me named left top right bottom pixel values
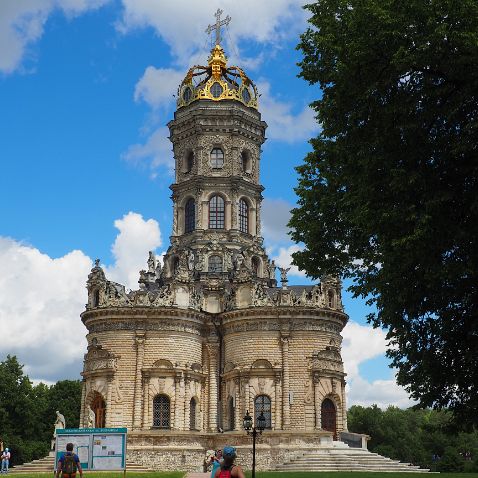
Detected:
left=347, top=405, right=478, bottom=472
left=0, top=355, right=81, bottom=466
left=290, top=0, right=478, bottom=426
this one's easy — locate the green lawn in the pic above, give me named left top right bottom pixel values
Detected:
left=10, top=473, right=478, bottom=478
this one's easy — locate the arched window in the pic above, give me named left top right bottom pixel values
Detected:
left=153, top=394, right=170, bottom=428
left=185, top=152, right=194, bottom=173
left=241, top=151, right=251, bottom=173
left=239, top=199, right=249, bottom=233
left=209, top=195, right=225, bottom=229
left=185, top=198, right=195, bottom=233
left=210, top=148, right=224, bottom=169
left=93, top=290, right=100, bottom=307
left=91, top=393, right=106, bottom=428
left=208, top=255, right=223, bottom=273
left=172, top=257, right=180, bottom=276
left=254, top=395, right=272, bottom=429
left=251, top=257, right=260, bottom=277
left=190, top=398, right=197, bottom=430
left=328, top=290, right=335, bottom=308
left=228, top=396, right=235, bottom=431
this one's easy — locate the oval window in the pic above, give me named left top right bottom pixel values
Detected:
left=211, top=82, right=223, bottom=98
left=183, top=86, right=192, bottom=102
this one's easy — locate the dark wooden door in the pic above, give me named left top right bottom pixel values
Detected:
left=91, top=394, right=106, bottom=428
left=321, top=398, right=337, bottom=439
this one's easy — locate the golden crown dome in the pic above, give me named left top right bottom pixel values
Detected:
left=177, top=45, right=259, bottom=110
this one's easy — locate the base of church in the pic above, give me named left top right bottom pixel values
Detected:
left=126, top=430, right=336, bottom=472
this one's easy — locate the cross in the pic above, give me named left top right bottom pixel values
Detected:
left=205, top=9, right=231, bottom=46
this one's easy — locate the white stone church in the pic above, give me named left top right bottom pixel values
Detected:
left=78, top=24, right=349, bottom=471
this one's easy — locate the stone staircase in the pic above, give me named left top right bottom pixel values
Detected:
left=9, top=453, right=152, bottom=474
left=275, top=442, right=430, bottom=473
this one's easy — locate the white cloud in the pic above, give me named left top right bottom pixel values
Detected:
left=262, top=198, right=293, bottom=244
left=134, top=66, right=184, bottom=110
left=342, top=321, right=415, bottom=408
left=0, top=236, right=92, bottom=381
left=0, top=0, right=109, bottom=74
left=257, top=81, right=319, bottom=142
left=0, top=212, right=163, bottom=383
left=122, top=126, right=174, bottom=174
left=271, top=244, right=306, bottom=278
left=117, top=0, right=307, bottom=66
left=105, top=212, right=163, bottom=289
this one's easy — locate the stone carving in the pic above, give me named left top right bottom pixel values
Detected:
left=267, top=260, right=276, bottom=281
left=152, top=284, right=174, bottom=307
left=189, top=286, right=203, bottom=310
left=155, top=261, right=162, bottom=280
left=279, top=267, right=290, bottom=284
left=251, top=283, right=271, bottom=306
left=54, top=410, right=66, bottom=431
left=87, top=407, right=95, bottom=428
left=187, top=249, right=195, bottom=271
left=148, top=251, right=156, bottom=273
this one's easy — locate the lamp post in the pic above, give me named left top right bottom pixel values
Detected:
left=243, top=410, right=266, bottom=478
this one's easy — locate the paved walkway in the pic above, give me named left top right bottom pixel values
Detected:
left=184, top=474, right=210, bottom=478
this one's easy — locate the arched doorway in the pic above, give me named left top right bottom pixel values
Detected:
left=91, top=393, right=106, bottom=428
left=321, top=398, right=337, bottom=439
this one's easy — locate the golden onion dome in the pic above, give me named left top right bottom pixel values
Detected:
left=177, top=45, right=259, bottom=110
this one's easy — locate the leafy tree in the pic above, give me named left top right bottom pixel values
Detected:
left=290, top=0, right=478, bottom=425
left=0, top=356, right=81, bottom=466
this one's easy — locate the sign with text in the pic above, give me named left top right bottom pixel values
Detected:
left=55, top=428, right=127, bottom=471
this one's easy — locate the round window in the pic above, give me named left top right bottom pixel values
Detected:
left=211, top=82, right=223, bottom=98
left=182, top=86, right=192, bottom=102
left=242, top=88, right=251, bottom=104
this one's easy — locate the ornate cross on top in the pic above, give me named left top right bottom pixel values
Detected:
left=205, top=8, right=231, bottom=46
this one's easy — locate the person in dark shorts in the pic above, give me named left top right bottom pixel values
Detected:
left=214, top=446, right=245, bottom=478
left=56, top=443, right=83, bottom=478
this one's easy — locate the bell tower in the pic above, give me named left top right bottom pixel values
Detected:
left=160, top=25, right=275, bottom=312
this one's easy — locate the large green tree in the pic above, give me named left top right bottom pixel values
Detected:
left=290, top=0, right=478, bottom=425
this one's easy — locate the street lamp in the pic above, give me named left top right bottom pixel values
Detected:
left=243, top=409, right=266, bottom=478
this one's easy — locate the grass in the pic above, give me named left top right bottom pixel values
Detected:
left=10, top=472, right=478, bottom=477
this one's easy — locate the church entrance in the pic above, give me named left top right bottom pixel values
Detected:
left=91, top=393, right=106, bottom=428
left=321, top=398, right=337, bottom=439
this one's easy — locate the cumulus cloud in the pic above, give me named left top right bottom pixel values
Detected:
left=257, top=81, right=319, bottom=142
left=262, top=198, right=293, bottom=244
left=0, top=212, right=163, bottom=383
left=117, top=0, right=307, bottom=66
left=0, top=236, right=92, bottom=381
left=342, top=321, right=415, bottom=408
left=122, top=126, right=174, bottom=174
left=0, top=0, right=109, bottom=74
left=134, top=66, right=184, bottom=111
left=105, top=212, right=163, bottom=289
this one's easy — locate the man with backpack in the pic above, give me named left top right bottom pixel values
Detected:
left=214, top=446, right=245, bottom=478
left=55, top=443, right=83, bottom=478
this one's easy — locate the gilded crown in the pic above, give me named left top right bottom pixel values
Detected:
left=177, top=45, right=259, bottom=110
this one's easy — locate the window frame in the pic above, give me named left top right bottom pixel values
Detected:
left=254, top=394, right=272, bottom=429
left=184, top=198, right=195, bottom=233
left=210, top=148, right=224, bottom=169
left=209, top=195, right=225, bottom=229
left=152, top=394, right=171, bottom=429
left=239, top=199, right=249, bottom=233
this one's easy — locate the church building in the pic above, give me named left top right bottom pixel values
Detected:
left=79, top=13, right=349, bottom=471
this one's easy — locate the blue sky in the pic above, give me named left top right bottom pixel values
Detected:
left=0, top=0, right=412, bottom=408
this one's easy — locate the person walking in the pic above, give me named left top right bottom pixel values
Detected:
left=214, top=446, right=245, bottom=478
left=210, top=449, right=223, bottom=478
left=55, top=443, right=83, bottom=478
left=1, top=448, right=10, bottom=474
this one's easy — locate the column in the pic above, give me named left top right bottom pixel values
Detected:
left=225, top=200, right=232, bottom=230
left=281, top=335, right=291, bottom=429
left=142, top=375, right=150, bottom=429
left=80, top=380, right=86, bottom=428
left=206, top=342, right=219, bottom=431
left=243, top=376, right=251, bottom=415
left=106, top=375, right=113, bottom=427
left=341, top=379, right=347, bottom=430
left=274, top=374, right=282, bottom=430
left=250, top=206, right=257, bottom=236
left=313, top=372, right=322, bottom=429
left=256, top=199, right=262, bottom=236
left=174, top=372, right=184, bottom=430
left=234, top=377, right=241, bottom=431
left=132, top=333, right=145, bottom=429
left=231, top=188, right=238, bottom=229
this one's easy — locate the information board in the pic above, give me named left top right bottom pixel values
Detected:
left=55, top=428, right=127, bottom=471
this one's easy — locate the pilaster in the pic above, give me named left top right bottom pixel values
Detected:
left=133, top=333, right=145, bottom=429
left=281, top=334, right=290, bottom=429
